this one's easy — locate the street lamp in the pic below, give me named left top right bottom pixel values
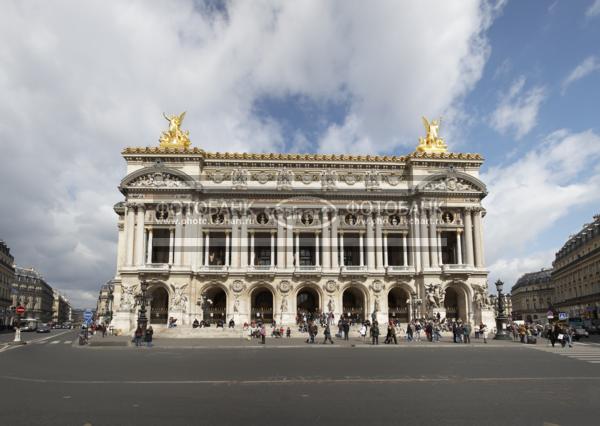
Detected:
left=493, top=279, right=511, bottom=340
left=135, top=281, right=151, bottom=330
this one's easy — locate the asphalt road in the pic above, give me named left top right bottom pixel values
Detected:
left=0, top=333, right=599, bottom=426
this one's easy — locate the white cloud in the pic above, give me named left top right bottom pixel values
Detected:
left=487, top=250, right=556, bottom=291
left=0, top=1, right=504, bottom=307
left=586, top=0, right=600, bottom=18
left=490, top=77, right=546, bottom=139
left=482, top=129, right=600, bottom=288
left=561, top=56, right=600, bottom=94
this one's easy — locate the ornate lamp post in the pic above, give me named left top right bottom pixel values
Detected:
left=197, top=291, right=213, bottom=323
left=135, top=281, right=151, bottom=330
left=493, top=279, right=511, bottom=340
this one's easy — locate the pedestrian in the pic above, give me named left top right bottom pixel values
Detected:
left=371, top=321, right=380, bottom=345
left=323, top=324, right=334, bottom=344
left=133, top=326, right=143, bottom=347
left=343, top=320, right=350, bottom=341
left=385, top=322, right=397, bottom=344
left=415, top=322, right=422, bottom=341
left=260, top=324, right=266, bottom=344
left=286, top=327, right=291, bottom=338
left=406, top=323, right=413, bottom=341
left=480, top=323, right=488, bottom=344
left=463, top=322, right=472, bottom=344
left=144, top=325, right=153, bottom=347
left=566, top=327, right=573, bottom=348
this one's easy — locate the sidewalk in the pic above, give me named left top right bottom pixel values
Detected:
left=85, top=334, right=524, bottom=349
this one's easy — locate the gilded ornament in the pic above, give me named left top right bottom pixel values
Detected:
left=416, top=117, right=448, bottom=154
left=159, top=112, right=191, bottom=149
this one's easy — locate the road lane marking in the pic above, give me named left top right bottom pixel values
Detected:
left=64, top=340, right=72, bottom=344
left=0, top=375, right=599, bottom=385
left=49, top=341, right=59, bottom=344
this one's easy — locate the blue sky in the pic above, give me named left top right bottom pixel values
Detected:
left=1, top=0, right=599, bottom=307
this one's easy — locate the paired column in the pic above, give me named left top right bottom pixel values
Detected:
left=204, top=232, right=210, bottom=266
left=473, top=209, right=485, bottom=268
left=315, top=232, right=320, bottom=267
left=240, top=212, right=248, bottom=268
left=168, top=229, right=174, bottom=265
left=231, top=212, right=240, bottom=268
left=277, top=212, right=285, bottom=268
left=225, top=231, right=230, bottom=267
left=339, top=232, right=345, bottom=267
left=419, top=209, right=430, bottom=269
left=359, top=232, right=365, bottom=267
left=463, top=208, right=474, bottom=266
left=135, top=205, right=146, bottom=266
left=375, top=213, right=383, bottom=269
left=286, top=213, right=294, bottom=268
left=294, top=232, right=300, bottom=267
left=321, top=209, right=330, bottom=269
left=366, top=215, right=375, bottom=269
left=250, top=231, right=255, bottom=266
left=411, top=209, right=421, bottom=271
left=174, top=208, right=183, bottom=265
left=125, top=204, right=135, bottom=266
left=429, top=212, right=438, bottom=268
left=331, top=210, right=339, bottom=269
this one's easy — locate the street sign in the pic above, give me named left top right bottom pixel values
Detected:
left=83, top=310, right=93, bottom=322
left=558, top=312, right=568, bottom=321
left=15, top=306, right=25, bottom=315
left=547, top=310, right=554, bottom=319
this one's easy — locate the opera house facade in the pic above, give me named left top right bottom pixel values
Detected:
left=110, top=115, right=495, bottom=332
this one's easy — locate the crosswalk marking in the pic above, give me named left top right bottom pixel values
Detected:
left=530, top=343, right=600, bottom=365
left=63, top=340, right=71, bottom=344
left=49, top=340, right=60, bottom=344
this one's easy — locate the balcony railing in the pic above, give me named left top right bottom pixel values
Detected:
left=386, top=265, right=415, bottom=274
left=201, top=265, right=229, bottom=273
left=294, top=265, right=322, bottom=274
left=442, top=264, right=470, bottom=273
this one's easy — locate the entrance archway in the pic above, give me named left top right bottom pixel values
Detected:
left=296, top=287, right=320, bottom=322
left=251, top=287, right=273, bottom=323
left=444, top=286, right=468, bottom=322
left=150, top=287, right=169, bottom=324
left=388, top=287, right=410, bottom=323
left=342, top=287, right=365, bottom=323
left=203, top=287, right=227, bottom=324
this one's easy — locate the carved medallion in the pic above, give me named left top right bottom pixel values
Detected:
left=210, top=170, right=225, bottom=184
left=371, top=280, right=384, bottom=293
left=301, top=174, right=313, bottom=185
left=231, top=280, right=245, bottom=293
left=325, top=280, right=338, bottom=293
left=278, top=280, right=292, bottom=294
left=344, top=174, right=358, bottom=185
left=385, top=174, right=401, bottom=186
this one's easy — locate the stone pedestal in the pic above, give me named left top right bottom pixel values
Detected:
left=481, top=308, right=495, bottom=329
left=112, top=311, right=135, bottom=334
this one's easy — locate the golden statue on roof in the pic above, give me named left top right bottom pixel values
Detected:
left=416, top=116, right=448, bottom=153
left=159, top=112, right=191, bottom=149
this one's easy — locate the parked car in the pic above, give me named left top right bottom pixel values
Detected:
left=36, top=323, right=51, bottom=333
left=573, top=328, right=589, bottom=340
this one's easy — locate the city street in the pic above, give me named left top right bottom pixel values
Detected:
left=1, top=333, right=599, bottom=426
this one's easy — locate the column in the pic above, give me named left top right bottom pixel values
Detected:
left=456, top=230, right=463, bottom=265
left=174, top=209, right=183, bottom=265
left=437, top=231, right=443, bottom=266
left=241, top=212, right=248, bottom=268
left=146, top=228, right=153, bottom=264
left=321, top=210, right=330, bottom=269
left=286, top=213, right=294, bottom=268
left=339, top=232, right=345, bottom=267
left=375, top=213, right=383, bottom=269
left=411, top=209, right=421, bottom=270
left=366, top=215, right=375, bottom=269
left=294, top=232, right=300, bottom=267
left=359, top=232, right=364, bottom=267
left=135, top=205, right=145, bottom=266
left=429, top=211, right=438, bottom=268
left=250, top=231, right=255, bottom=266
left=231, top=212, right=240, bottom=268
left=277, top=212, right=285, bottom=268
left=225, top=231, right=230, bottom=267
left=204, top=232, right=210, bottom=266
left=402, top=233, right=408, bottom=266
left=315, top=232, right=320, bottom=267
left=473, top=209, right=483, bottom=268
left=125, top=205, right=135, bottom=266
left=169, top=229, right=174, bottom=265
left=193, top=211, right=204, bottom=270
left=331, top=210, right=339, bottom=269
left=383, top=232, right=388, bottom=267
left=270, top=231, right=275, bottom=268
left=420, top=209, right=429, bottom=269
left=464, top=208, right=474, bottom=266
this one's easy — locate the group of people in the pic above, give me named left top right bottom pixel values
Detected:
left=133, top=325, right=153, bottom=347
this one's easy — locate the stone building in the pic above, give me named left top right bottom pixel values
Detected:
left=96, top=281, right=114, bottom=325
left=110, top=116, right=495, bottom=332
left=52, top=291, right=72, bottom=325
left=0, top=240, right=15, bottom=328
left=11, top=267, right=54, bottom=322
left=552, top=214, right=600, bottom=320
left=510, top=268, right=553, bottom=323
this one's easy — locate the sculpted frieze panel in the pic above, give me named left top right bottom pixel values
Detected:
left=129, top=172, right=190, bottom=188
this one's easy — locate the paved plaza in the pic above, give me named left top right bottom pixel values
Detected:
left=1, top=330, right=599, bottom=426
